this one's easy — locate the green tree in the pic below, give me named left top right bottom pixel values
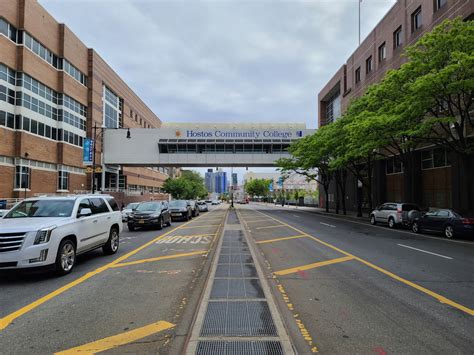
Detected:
left=162, top=170, right=207, bottom=199
left=244, top=178, right=272, bottom=199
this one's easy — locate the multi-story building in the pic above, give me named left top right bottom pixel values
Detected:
left=318, top=0, right=473, bottom=211
left=204, top=168, right=227, bottom=194
left=0, top=0, right=172, bottom=201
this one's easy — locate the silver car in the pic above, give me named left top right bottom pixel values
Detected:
left=370, top=203, right=421, bottom=228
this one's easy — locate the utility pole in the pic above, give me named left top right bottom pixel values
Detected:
left=359, top=0, right=362, bottom=45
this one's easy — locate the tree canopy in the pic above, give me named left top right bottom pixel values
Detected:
left=162, top=170, right=207, bottom=199
left=244, top=178, right=272, bottom=197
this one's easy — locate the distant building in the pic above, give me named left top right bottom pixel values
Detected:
left=205, top=168, right=227, bottom=193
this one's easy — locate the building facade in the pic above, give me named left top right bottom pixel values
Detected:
left=0, top=0, right=172, bottom=201
left=318, top=0, right=473, bottom=211
left=204, top=168, right=227, bottom=194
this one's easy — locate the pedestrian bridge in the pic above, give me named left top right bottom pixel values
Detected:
left=103, top=123, right=314, bottom=167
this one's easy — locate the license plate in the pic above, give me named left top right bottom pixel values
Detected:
left=138, top=220, right=145, bottom=224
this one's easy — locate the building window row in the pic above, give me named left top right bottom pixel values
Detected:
left=0, top=110, right=84, bottom=147
left=62, top=110, right=86, bottom=131
left=20, top=92, right=60, bottom=121
left=325, top=88, right=341, bottom=124
left=1, top=64, right=88, bottom=120
left=103, top=85, right=122, bottom=128
left=0, top=84, right=16, bottom=105
left=63, top=59, right=87, bottom=86
left=158, top=143, right=291, bottom=154
left=24, top=32, right=61, bottom=69
left=0, top=17, right=18, bottom=43
left=15, top=166, right=30, bottom=190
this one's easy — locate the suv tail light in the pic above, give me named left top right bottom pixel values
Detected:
left=462, top=218, right=474, bottom=225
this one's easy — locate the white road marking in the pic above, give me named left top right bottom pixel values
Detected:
left=397, top=244, right=453, bottom=260
left=292, top=214, right=301, bottom=218
left=320, top=222, right=336, bottom=228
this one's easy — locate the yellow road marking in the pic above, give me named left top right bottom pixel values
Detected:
left=180, top=224, right=221, bottom=229
left=256, top=224, right=286, bottom=230
left=274, top=256, right=354, bottom=275
left=0, top=211, right=219, bottom=331
left=254, top=209, right=474, bottom=316
left=170, top=233, right=217, bottom=237
left=256, top=235, right=308, bottom=244
left=111, top=250, right=208, bottom=268
left=244, top=218, right=274, bottom=223
left=55, top=320, right=175, bottom=354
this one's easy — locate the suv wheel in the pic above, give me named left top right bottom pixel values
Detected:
left=56, top=239, right=76, bottom=275
left=388, top=217, right=395, bottom=229
left=370, top=215, right=376, bottom=225
left=103, top=227, right=120, bottom=255
left=412, top=222, right=420, bottom=234
left=444, top=225, right=454, bottom=239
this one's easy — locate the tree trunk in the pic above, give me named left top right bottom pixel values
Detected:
left=367, top=155, right=374, bottom=212
left=341, top=169, right=347, bottom=215
left=324, top=184, right=330, bottom=213
left=335, top=171, right=340, bottom=214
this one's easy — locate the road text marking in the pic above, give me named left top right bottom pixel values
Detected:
left=274, top=256, right=354, bottom=276
left=55, top=320, right=175, bottom=354
left=256, top=235, right=308, bottom=244
left=397, top=244, right=453, bottom=260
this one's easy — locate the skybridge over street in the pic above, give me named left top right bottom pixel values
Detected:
left=103, top=123, right=314, bottom=167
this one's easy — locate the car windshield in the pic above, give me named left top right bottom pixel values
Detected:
left=4, top=200, right=75, bottom=218
left=135, top=202, right=161, bottom=211
left=126, top=203, right=139, bottom=210
left=169, top=200, right=187, bottom=208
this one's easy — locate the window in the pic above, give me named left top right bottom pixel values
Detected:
left=105, top=197, right=119, bottom=211
left=378, top=42, right=386, bottom=62
left=355, top=67, right=361, bottom=84
left=57, top=171, right=69, bottom=191
left=411, top=7, right=422, bottom=32
left=103, top=86, right=121, bottom=128
left=366, top=56, right=373, bottom=74
left=63, top=59, right=87, bottom=86
left=89, top=198, right=110, bottom=214
left=0, top=18, right=18, bottom=43
left=386, top=157, right=403, bottom=175
left=24, top=32, right=61, bottom=69
left=15, top=166, right=30, bottom=189
left=435, top=0, right=447, bottom=11
left=421, top=148, right=450, bottom=169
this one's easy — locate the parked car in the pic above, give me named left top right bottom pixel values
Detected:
left=121, top=202, right=139, bottom=222
left=169, top=200, right=193, bottom=221
left=205, top=200, right=212, bottom=204
left=412, top=209, right=474, bottom=239
left=0, top=195, right=122, bottom=275
left=211, top=200, right=219, bottom=205
left=197, top=201, right=208, bottom=212
left=189, top=200, right=200, bottom=217
left=0, top=209, right=9, bottom=218
left=127, top=201, right=171, bottom=231
left=370, top=202, right=421, bottom=228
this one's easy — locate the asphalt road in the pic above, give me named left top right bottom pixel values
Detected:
left=0, top=205, right=227, bottom=354
left=237, top=203, right=474, bottom=354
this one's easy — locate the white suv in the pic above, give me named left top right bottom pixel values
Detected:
left=0, top=195, right=122, bottom=275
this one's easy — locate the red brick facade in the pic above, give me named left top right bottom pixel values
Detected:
left=0, top=0, right=172, bottom=199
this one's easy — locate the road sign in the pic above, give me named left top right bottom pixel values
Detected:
left=83, top=138, right=94, bottom=166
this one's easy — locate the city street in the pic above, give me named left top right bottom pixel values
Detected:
left=237, top=203, right=474, bottom=354
left=0, top=206, right=227, bottom=354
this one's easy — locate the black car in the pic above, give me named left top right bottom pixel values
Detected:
left=127, top=201, right=172, bottom=231
left=412, top=209, right=474, bottom=239
left=169, top=200, right=192, bottom=221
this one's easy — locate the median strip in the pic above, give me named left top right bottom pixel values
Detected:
left=274, top=256, right=354, bottom=275
left=180, top=224, right=221, bottom=229
left=55, top=320, right=175, bottom=354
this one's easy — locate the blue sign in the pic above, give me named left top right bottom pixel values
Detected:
left=277, top=177, right=284, bottom=187
left=83, top=138, right=94, bottom=166
left=269, top=182, right=274, bottom=192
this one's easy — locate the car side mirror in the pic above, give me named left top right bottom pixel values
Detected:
left=78, top=208, right=92, bottom=217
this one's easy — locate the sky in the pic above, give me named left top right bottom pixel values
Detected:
left=40, top=0, right=396, bottom=182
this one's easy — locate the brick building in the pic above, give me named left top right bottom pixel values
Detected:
left=317, top=0, right=473, bottom=212
left=0, top=0, right=173, bottom=201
